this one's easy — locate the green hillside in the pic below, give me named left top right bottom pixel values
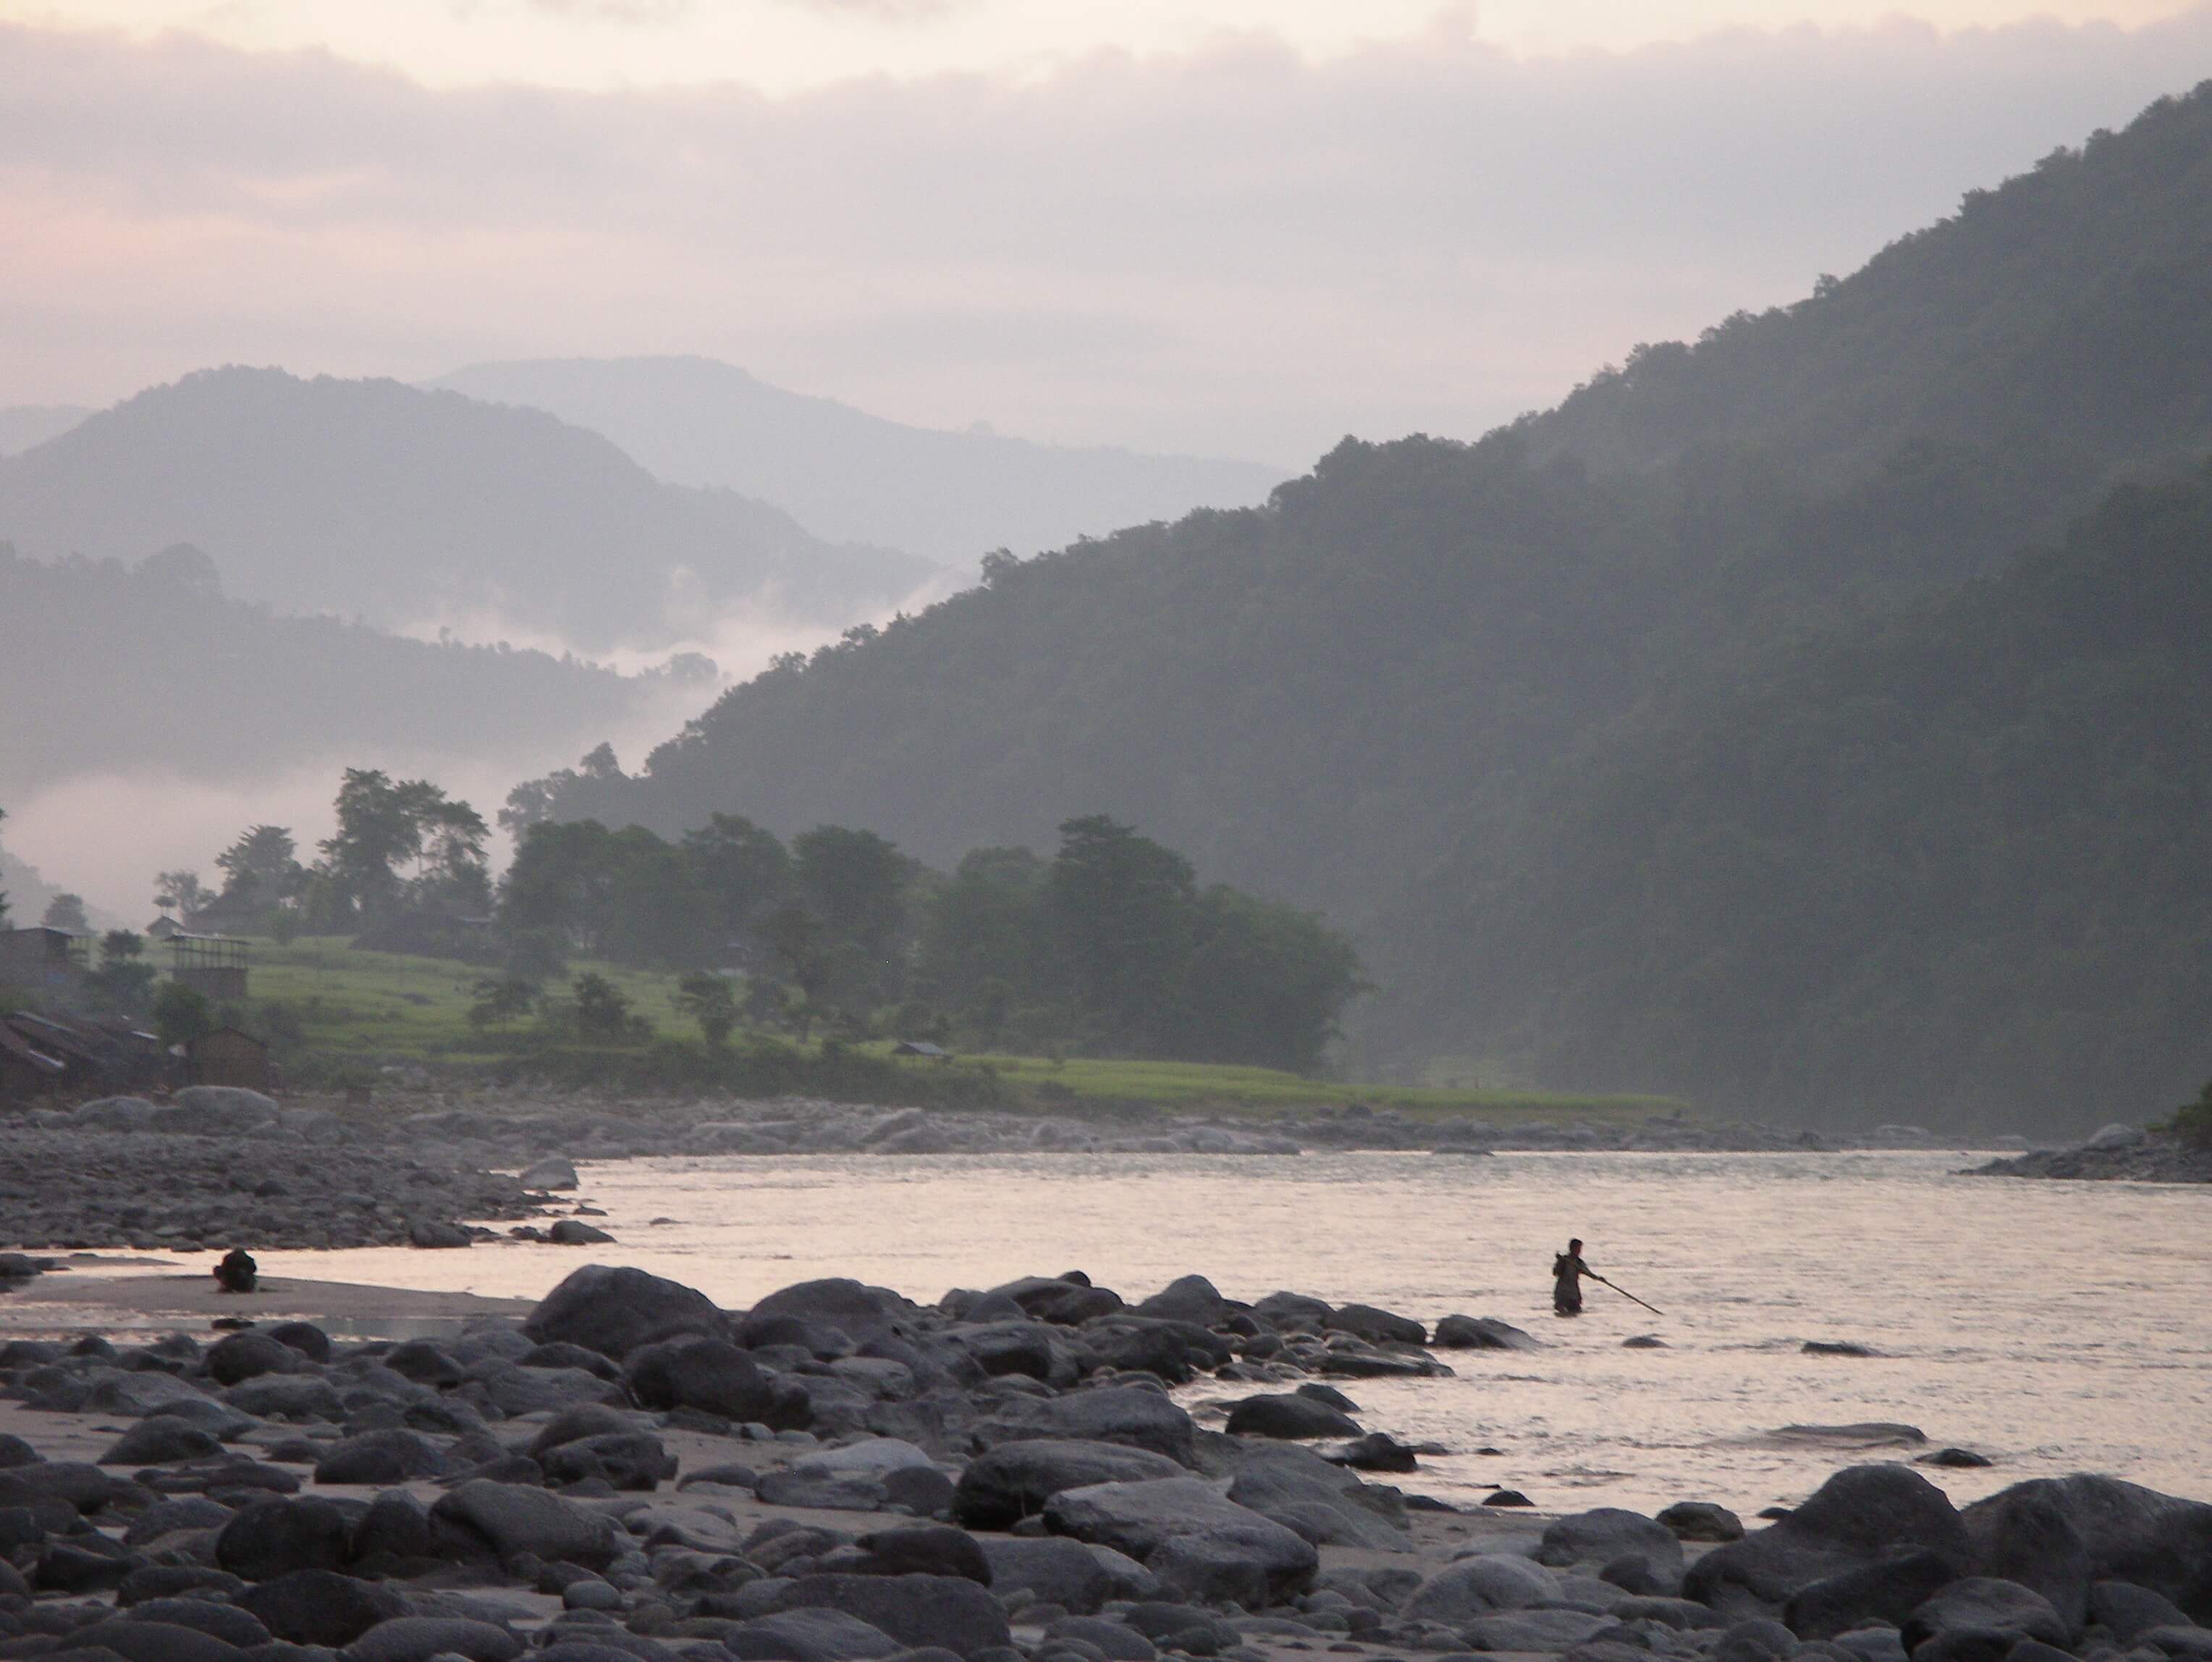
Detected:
left=520, top=84, right=2212, bottom=1131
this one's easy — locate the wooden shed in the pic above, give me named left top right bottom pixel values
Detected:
left=185, top=1026, right=270, bottom=1089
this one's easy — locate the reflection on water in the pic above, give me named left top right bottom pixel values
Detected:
left=63, top=1152, right=2212, bottom=1514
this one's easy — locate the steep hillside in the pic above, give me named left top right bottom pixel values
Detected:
left=1386, top=466, right=2212, bottom=1128
left=518, top=84, right=2212, bottom=1127
left=0, top=369, right=936, bottom=651
left=0, top=405, right=88, bottom=457
left=0, top=544, right=663, bottom=795
left=433, top=356, right=1286, bottom=567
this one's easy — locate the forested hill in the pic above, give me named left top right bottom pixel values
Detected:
left=1529, top=82, right=2212, bottom=482
left=1, top=545, right=667, bottom=796
left=1386, top=465, right=2212, bottom=1126
left=520, top=84, right=2212, bottom=1130
left=0, top=368, right=936, bottom=651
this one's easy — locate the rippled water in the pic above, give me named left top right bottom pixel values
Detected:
left=72, top=1152, right=2212, bottom=1516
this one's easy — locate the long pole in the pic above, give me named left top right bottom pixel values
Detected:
left=1595, top=1275, right=1664, bottom=1316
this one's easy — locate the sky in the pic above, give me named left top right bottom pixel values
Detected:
left=3, top=1, right=2210, bottom=465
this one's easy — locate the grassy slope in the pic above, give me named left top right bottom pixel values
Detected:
left=242, top=937, right=1683, bottom=1121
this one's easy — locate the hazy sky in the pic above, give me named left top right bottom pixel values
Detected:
left=4, top=1, right=2210, bottom=463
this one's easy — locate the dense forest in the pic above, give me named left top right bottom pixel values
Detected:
left=0, top=369, right=934, bottom=651
left=0, top=544, right=667, bottom=795
left=516, top=83, right=2212, bottom=1129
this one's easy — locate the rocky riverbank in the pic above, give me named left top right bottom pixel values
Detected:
left=1966, top=1123, right=2212, bottom=1184
left=0, top=1261, right=2207, bottom=1662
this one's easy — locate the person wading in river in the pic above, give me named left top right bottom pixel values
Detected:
left=1553, top=1238, right=1593, bottom=1317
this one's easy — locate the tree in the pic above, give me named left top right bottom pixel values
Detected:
left=86, top=930, right=157, bottom=1016
left=1171, top=887, right=1364, bottom=1073
left=468, top=976, right=539, bottom=1031
left=1045, top=816, right=1197, bottom=1051
left=151, top=980, right=214, bottom=1047
left=570, top=973, right=649, bottom=1045
left=677, top=972, right=738, bottom=1045
left=682, top=813, right=793, bottom=948
left=314, top=768, right=491, bottom=923
left=155, top=869, right=211, bottom=924
left=2171, top=1079, right=2212, bottom=1149
left=793, top=825, right=913, bottom=1011
left=40, top=893, right=88, bottom=933
left=214, top=825, right=303, bottom=910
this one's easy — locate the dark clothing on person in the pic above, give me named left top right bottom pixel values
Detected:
left=1553, top=1251, right=1592, bottom=1315
left=215, top=1249, right=258, bottom=1294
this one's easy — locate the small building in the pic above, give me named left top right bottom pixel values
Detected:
left=0, top=927, right=90, bottom=996
left=168, top=932, right=250, bottom=1000
left=894, top=1040, right=953, bottom=1060
left=183, top=1026, right=270, bottom=1090
left=146, top=915, right=184, bottom=940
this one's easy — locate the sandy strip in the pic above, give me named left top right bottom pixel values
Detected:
left=0, top=1268, right=533, bottom=1328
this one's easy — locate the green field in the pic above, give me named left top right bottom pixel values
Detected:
left=227, top=937, right=1684, bottom=1121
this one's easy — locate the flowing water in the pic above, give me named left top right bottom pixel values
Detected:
left=38, top=1151, right=2212, bottom=1517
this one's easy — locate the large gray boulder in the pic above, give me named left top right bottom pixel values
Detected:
left=1461, top=1608, right=1617, bottom=1650
left=1960, top=1483, right=2092, bottom=1628
left=1684, top=1465, right=1974, bottom=1619
left=980, top=1536, right=1159, bottom=1614
left=1783, top=1551, right=1963, bottom=1640
left=1963, top=1476, right=2212, bottom=1622
left=1432, top=1315, right=1542, bottom=1350
left=235, top=1567, right=411, bottom=1646
left=430, top=1479, right=625, bottom=1569
left=742, top=1279, right=924, bottom=1349
left=1042, top=1475, right=1318, bottom=1607
left=1131, top=1275, right=1238, bottom=1326
left=954, top=1438, right=1187, bottom=1529
left=1402, top=1554, right=1561, bottom=1624
left=1323, top=1304, right=1427, bottom=1346
left=625, top=1336, right=774, bottom=1421
left=728, top=1607, right=904, bottom=1662
left=768, top=1572, right=1012, bottom=1658
left=523, top=1264, right=725, bottom=1359
left=1225, top=1393, right=1362, bottom=1440
left=345, top=1615, right=525, bottom=1661
left=1225, top=1452, right=1409, bottom=1551
left=69, top=1095, right=159, bottom=1131
left=975, top=1385, right=1196, bottom=1464
left=156, top=1086, right=282, bottom=1134
left=1540, top=1507, right=1687, bottom=1584
left=214, top=1496, right=352, bottom=1580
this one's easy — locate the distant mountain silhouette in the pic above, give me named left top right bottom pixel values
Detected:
left=431, top=355, right=1287, bottom=567
left=0, top=405, right=89, bottom=457
left=0, top=368, right=937, bottom=651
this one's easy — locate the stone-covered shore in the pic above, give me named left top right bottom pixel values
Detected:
left=1967, top=1125, right=2212, bottom=1185
left=0, top=1260, right=2208, bottom=1662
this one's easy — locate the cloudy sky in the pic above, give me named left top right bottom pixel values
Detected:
left=4, top=0, right=2211, bottom=462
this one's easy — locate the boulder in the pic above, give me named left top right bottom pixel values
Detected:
left=523, top=1264, right=726, bottom=1359
left=1781, top=1550, right=1963, bottom=1640
left=955, top=1439, right=1188, bottom=1530
left=1540, top=1509, right=1687, bottom=1582
left=1659, top=1502, right=1745, bottom=1543
left=345, top=1615, right=525, bottom=1661
left=236, top=1566, right=412, bottom=1646
left=850, top=1524, right=991, bottom=1584
left=265, top=1321, right=333, bottom=1362
left=1901, top=1577, right=2072, bottom=1652
left=989, top=1276, right=1127, bottom=1326
left=166, top=1084, right=282, bottom=1132
left=769, top=1572, right=1013, bottom=1658
left=1225, top=1394, right=1362, bottom=1440
left=743, top=1279, right=921, bottom=1349
left=1323, top=1304, right=1427, bottom=1346
left=1959, top=1483, right=2091, bottom=1628
left=727, top=1608, right=904, bottom=1662
left=980, top=1537, right=1149, bottom=1614
left=106, top=1598, right=270, bottom=1647
left=1044, top=1616, right=1161, bottom=1661
left=208, top=1330, right=302, bottom=1385
left=1684, top=1465, right=1975, bottom=1619
left=85, top=1367, right=215, bottom=1418
left=1460, top=1608, right=1617, bottom=1650
left=1964, top=1475, right=2212, bottom=1621
left=1322, top=1433, right=1418, bottom=1473
left=539, top=1431, right=677, bottom=1491
left=975, top=1385, right=1195, bottom=1464
left=224, top=1375, right=345, bottom=1421
left=1225, top=1454, right=1409, bottom=1551
left=215, top=1496, right=353, bottom=1580
left=521, top=1155, right=581, bottom=1189
left=313, top=1429, right=452, bottom=1485
left=431, top=1479, right=624, bottom=1569
left=69, top=1094, right=160, bottom=1131
left=2088, top=1579, right=2194, bottom=1642
left=410, top=1220, right=472, bottom=1249
left=1432, top=1315, right=1542, bottom=1350
left=625, top=1336, right=774, bottom=1421
left=1131, top=1275, right=1236, bottom=1327
left=56, top=1619, right=244, bottom=1662
left=1402, top=1555, right=1561, bottom=1624
left=99, top=1419, right=221, bottom=1466
left=1251, top=1291, right=1333, bottom=1330
left=1042, top=1475, right=1318, bottom=1606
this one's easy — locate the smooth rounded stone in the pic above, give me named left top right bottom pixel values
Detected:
left=2090, top=1582, right=2195, bottom=1643
left=1684, top=1466, right=1974, bottom=1620
left=1045, top=1617, right=1159, bottom=1662
left=1540, top=1510, right=1687, bottom=1578
left=145, top=1396, right=261, bottom=1440
left=541, top=1431, right=677, bottom=1492
left=313, top=1429, right=453, bottom=1485
left=114, top=1598, right=271, bottom=1648
left=1484, top=1490, right=1535, bottom=1508
left=1608, top=1598, right=1728, bottom=1631
left=1131, top=1275, right=1237, bottom=1327
left=384, top=1341, right=466, bottom=1387
left=1919, top=1450, right=1994, bottom=1469
left=1225, top=1396, right=1362, bottom=1441
left=1322, top=1304, right=1427, bottom=1346
left=258, top=1323, right=332, bottom=1364
left=209, top=1332, right=304, bottom=1386
left=35, top=1536, right=140, bottom=1594
left=410, top=1220, right=473, bottom=1249
left=60, top=1618, right=245, bottom=1662
left=979, top=1537, right=1133, bottom=1615
left=846, top=1526, right=992, bottom=1584
left=85, top=1368, right=219, bottom=1418
left=885, top=1466, right=958, bottom=1517
left=1782, top=1553, right=1962, bottom=1641
left=431, top=1479, right=625, bottom=1569
left=236, top=1568, right=412, bottom=1646
left=122, top=1495, right=236, bottom=1545
left=1712, top=1618, right=1799, bottom=1662
left=1460, top=1608, right=1617, bottom=1650
left=550, top=1219, right=617, bottom=1245
left=169, top=1083, right=283, bottom=1129
left=1901, top=1579, right=2072, bottom=1652
left=1599, top=1556, right=1681, bottom=1597
left=117, top=1564, right=248, bottom=1604
left=70, top=1094, right=161, bottom=1130
left=1802, top=1343, right=1878, bottom=1357
left=1430, top=1316, right=1542, bottom=1351
left=350, top=1490, right=440, bottom=1569
left=1322, top=1433, right=1417, bottom=1474
left=974, top=1388, right=1196, bottom=1466
left=100, top=1419, right=222, bottom=1466
left=1658, top=1502, right=1744, bottom=1543
left=1622, top=1336, right=1670, bottom=1349
left=768, top=1573, right=1012, bottom=1658
left=955, top=1440, right=1187, bottom=1530
left=563, top=1579, right=625, bottom=1611
left=1224, top=1456, right=1410, bottom=1552
left=743, top=1280, right=921, bottom=1351
left=625, top=1338, right=774, bottom=1422
left=1958, top=1485, right=2091, bottom=1629
left=522, top=1156, right=582, bottom=1190
left=1, top=1458, right=149, bottom=1515
left=519, top=1341, right=624, bottom=1380
left=726, top=1608, right=906, bottom=1661
left=1828, top=1626, right=1909, bottom=1662
left=225, top=1375, right=346, bottom=1422
left=988, top=1276, right=1127, bottom=1327
left=524, top=1265, right=727, bottom=1359
left=1964, top=1475, right=2212, bottom=1623
left=1043, top=1475, right=1318, bottom=1608
left=1907, top=1628, right=2028, bottom=1662
left=1403, top=1556, right=1563, bottom=1624
left=216, top=1496, right=353, bottom=1580
left=343, top=1616, right=525, bottom=1661
left=2137, top=1627, right=2212, bottom=1660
